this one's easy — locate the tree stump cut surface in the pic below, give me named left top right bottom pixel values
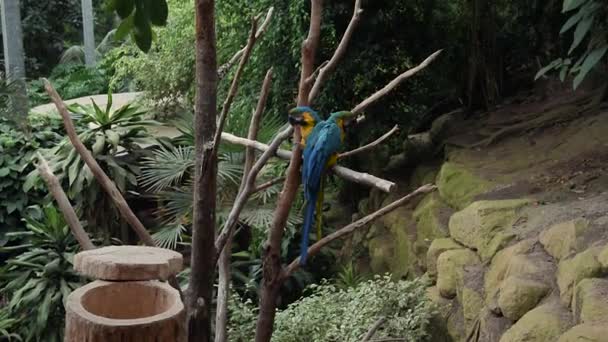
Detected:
left=65, top=280, right=186, bottom=342
left=74, top=246, right=183, bottom=281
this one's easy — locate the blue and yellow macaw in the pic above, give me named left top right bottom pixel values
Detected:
left=288, top=106, right=321, bottom=146
left=292, top=110, right=354, bottom=265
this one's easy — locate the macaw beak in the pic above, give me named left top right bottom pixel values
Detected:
left=288, top=115, right=304, bottom=126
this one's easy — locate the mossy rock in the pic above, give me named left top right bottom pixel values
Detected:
left=484, top=239, right=537, bottom=308
left=413, top=193, right=452, bottom=269
left=426, top=286, right=459, bottom=342
left=368, top=228, right=415, bottom=279
left=539, top=218, right=590, bottom=261
left=436, top=162, right=492, bottom=209
left=437, top=249, right=481, bottom=298
left=498, top=276, right=550, bottom=321
left=556, top=247, right=605, bottom=307
left=427, top=238, right=464, bottom=281
left=557, top=324, right=608, bottom=342
left=597, top=244, right=608, bottom=268
left=572, top=278, right=608, bottom=324
left=499, top=300, right=573, bottom=342
left=449, top=199, right=530, bottom=261
left=410, top=164, right=439, bottom=188
left=477, top=308, right=513, bottom=342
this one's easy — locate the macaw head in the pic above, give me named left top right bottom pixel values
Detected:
left=329, top=111, right=356, bottom=130
left=288, top=106, right=321, bottom=141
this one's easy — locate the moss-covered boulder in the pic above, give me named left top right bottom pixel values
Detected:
left=477, top=308, right=513, bottom=342
left=556, top=247, right=605, bottom=306
left=413, top=193, right=452, bottom=269
left=426, top=286, right=461, bottom=342
left=449, top=199, right=530, bottom=261
left=457, top=264, right=486, bottom=332
left=597, top=244, right=608, bottom=268
left=484, top=239, right=541, bottom=308
left=437, top=249, right=481, bottom=298
left=557, top=324, right=608, bottom=342
left=426, top=238, right=463, bottom=281
left=436, top=162, right=491, bottom=209
left=499, top=300, right=573, bottom=342
left=368, top=231, right=414, bottom=279
left=572, top=278, right=608, bottom=324
left=497, top=276, right=550, bottom=321
left=539, top=218, right=590, bottom=261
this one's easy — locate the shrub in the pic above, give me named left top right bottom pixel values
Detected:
left=227, top=275, right=436, bottom=342
left=0, top=204, right=83, bottom=342
left=0, top=115, right=63, bottom=241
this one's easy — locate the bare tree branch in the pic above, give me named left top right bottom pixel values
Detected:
left=35, top=153, right=95, bottom=251
left=43, top=79, right=156, bottom=247
left=256, top=1, right=323, bottom=340
left=283, top=184, right=436, bottom=278
left=217, top=7, right=274, bottom=80
left=220, top=132, right=395, bottom=193
left=253, top=177, right=285, bottom=194
left=296, top=0, right=323, bottom=105
left=361, top=317, right=387, bottom=342
left=214, top=127, right=293, bottom=259
left=339, top=125, right=399, bottom=159
left=44, top=78, right=185, bottom=300
left=216, top=68, right=274, bottom=342
left=308, top=0, right=363, bottom=104
left=352, top=50, right=443, bottom=121
left=212, top=19, right=259, bottom=156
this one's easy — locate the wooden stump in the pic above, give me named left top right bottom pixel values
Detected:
left=65, top=281, right=186, bottom=342
left=65, top=246, right=186, bottom=341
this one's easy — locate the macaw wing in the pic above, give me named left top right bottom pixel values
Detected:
left=302, top=121, right=341, bottom=200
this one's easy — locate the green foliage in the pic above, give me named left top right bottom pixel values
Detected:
left=25, top=95, right=156, bottom=238
left=108, top=0, right=169, bottom=52
left=228, top=275, right=435, bottom=342
left=0, top=204, right=83, bottom=342
left=0, top=0, right=114, bottom=77
left=0, top=115, right=63, bottom=241
left=536, top=0, right=608, bottom=89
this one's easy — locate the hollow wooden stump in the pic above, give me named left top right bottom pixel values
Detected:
left=65, top=246, right=185, bottom=342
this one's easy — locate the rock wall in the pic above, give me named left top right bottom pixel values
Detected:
left=342, top=104, right=608, bottom=341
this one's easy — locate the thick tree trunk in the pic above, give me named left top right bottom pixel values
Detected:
left=187, top=0, right=218, bottom=341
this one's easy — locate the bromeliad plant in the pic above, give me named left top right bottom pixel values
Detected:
left=25, top=92, right=157, bottom=240
left=0, top=204, right=83, bottom=342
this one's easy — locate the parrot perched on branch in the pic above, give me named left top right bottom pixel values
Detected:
left=289, top=109, right=355, bottom=265
left=288, top=106, right=321, bottom=146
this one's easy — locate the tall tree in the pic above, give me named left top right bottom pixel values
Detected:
left=81, top=0, right=96, bottom=66
left=187, top=0, right=218, bottom=340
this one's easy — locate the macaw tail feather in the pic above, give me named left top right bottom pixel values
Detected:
left=300, top=193, right=317, bottom=265
left=315, top=178, right=325, bottom=241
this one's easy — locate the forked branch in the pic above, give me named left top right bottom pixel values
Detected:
left=218, top=7, right=274, bottom=79
left=339, top=125, right=399, bottom=159
left=353, top=50, right=443, bottom=122
left=212, top=19, right=259, bottom=156
left=309, top=0, right=363, bottom=104
left=220, top=132, right=395, bottom=192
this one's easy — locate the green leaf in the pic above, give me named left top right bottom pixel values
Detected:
left=573, top=45, right=608, bottom=89
left=92, top=134, right=105, bottom=156
left=115, top=15, right=134, bottom=41
left=148, top=0, right=169, bottom=26
left=560, top=10, right=584, bottom=33
left=133, top=2, right=153, bottom=53
left=569, top=17, right=594, bottom=54
left=560, top=66, right=568, bottom=82
left=0, top=167, right=10, bottom=177
left=534, top=59, right=563, bottom=80
left=563, top=0, right=588, bottom=12
left=105, top=129, right=120, bottom=147
left=112, top=0, right=135, bottom=19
